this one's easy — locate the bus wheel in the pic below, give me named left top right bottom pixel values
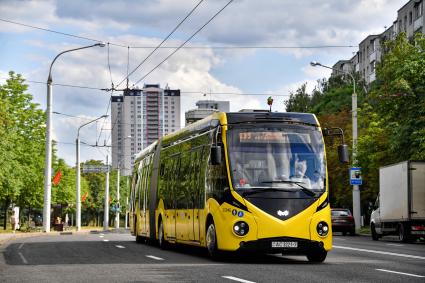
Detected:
left=306, top=248, right=327, bottom=263
left=135, top=220, right=144, bottom=244
left=158, top=220, right=168, bottom=250
left=206, top=221, right=220, bottom=260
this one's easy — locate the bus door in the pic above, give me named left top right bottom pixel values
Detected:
left=129, top=170, right=138, bottom=235
left=144, top=155, right=152, bottom=236
left=138, top=160, right=146, bottom=236
left=189, top=149, right=202, bottom=242
left=165, top=157, right=177, bottom=241
left=195, top=145, right=208, bottom=242
left=141, top=158, right=149, bottom=236
left=176, top=153, right=188, bottom=241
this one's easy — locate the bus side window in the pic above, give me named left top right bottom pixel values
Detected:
left=163, top=157, right=174, bottom=209
left=176, top=152, right=189, bottom=209
left=130, top=170, right=137, bottom=213
left=190, top=150, right=201, bottom=209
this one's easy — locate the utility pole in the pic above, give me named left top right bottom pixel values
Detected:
left=43, top=43, right=105, bottom=233
left=125, top=177, right=129, bottom=229
left=104, top=155, right=110, bottom=231
left=310, top=61, right=361, bottom=232
left=115, top=164, right=120, bottom=229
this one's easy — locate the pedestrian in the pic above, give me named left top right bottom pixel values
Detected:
left=10, top=211, right=19, bottom=233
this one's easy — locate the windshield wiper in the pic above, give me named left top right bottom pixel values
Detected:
left=241, top=187, right=293, bottom=197
left=260, top=180, right=317, bottom=197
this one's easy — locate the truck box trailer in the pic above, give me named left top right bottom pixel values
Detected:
left=370, top=161, right=425, bottom=242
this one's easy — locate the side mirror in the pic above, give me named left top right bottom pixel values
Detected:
left=322, top=128, right=330, bottom=136
left=211, top=145, right=222, bottom=165
left=338, top=144, right=349, bottom=163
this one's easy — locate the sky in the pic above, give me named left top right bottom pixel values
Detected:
left=0, top=0, right=407, bottom=166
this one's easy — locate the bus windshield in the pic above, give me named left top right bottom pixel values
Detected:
left=227, top=124, right=326, bottom=195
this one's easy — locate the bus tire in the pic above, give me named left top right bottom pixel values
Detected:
left=135, top=220, right=145, bottom=244
left=158, top=219, right=168, bottom=250
left=306, top=248, right=327, bottom=263
left=206, top=221, right=220, bottom=260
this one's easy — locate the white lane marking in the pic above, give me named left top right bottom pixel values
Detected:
left=18, top=243, right=24, bottom=250
left=99, top=235, right=104, bottom=238
left=376, top=269, right=425, bottom=278
left=386, top=243, right=404, bottom=247
left=222, top=276, right=256, bottom=283
left=333, top=245, right=425, bottom=260
left=18, top=252, right=28, bottom=264
left=115, top=245, right=125, bottom=249
left=99, top=233, right=104, bottom=236
left=146, top=255, right=164, bottom=261
left=103, top=239, right=109, bottom=242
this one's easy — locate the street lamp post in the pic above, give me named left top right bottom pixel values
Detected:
left=310, top=61, right=360, bottom=232
left=104, top=155, right=110, bottom=231
left=43, top=43, right=105, bottom=233
left=115, top=162, right=120, bottom=229
left=76, top=115, right=108, bottom=231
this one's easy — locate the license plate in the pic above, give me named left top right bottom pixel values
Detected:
left=411, top=231, right=425, bottom=235
left=271, top=241, right=298, bottom=248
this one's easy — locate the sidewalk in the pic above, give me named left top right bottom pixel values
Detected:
left=0, top=228, right=107, bottom=247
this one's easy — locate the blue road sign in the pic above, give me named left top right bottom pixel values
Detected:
left=350, top=167, right=362, bottom=185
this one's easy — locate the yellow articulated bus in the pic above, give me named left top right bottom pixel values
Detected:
left=129, top=111, right=348, bottom=262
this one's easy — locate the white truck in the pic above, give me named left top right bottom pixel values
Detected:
left=370, top=161, right=425, bottom=242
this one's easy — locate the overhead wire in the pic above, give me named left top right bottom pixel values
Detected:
left=8, top=78, right=108, bottom=91
left=115, top=0, right=205, bottom=89
left=2, top=77, right=292, bottom=97
left=0, top=18, right=357, bottom=50
left=132, top=0, right=235, bottom=87
left=0, top=18, right=127, bottom=48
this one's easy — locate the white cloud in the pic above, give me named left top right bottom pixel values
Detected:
left=1, top=0, right=408, bottom=166
left=302, top=64, right=332, bottom=80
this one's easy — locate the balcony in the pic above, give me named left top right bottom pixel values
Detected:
left=369, top=51, right=376, bottom=62
left=414, top=16, right=423, bottom=31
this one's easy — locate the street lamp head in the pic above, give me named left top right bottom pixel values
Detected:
left=310, top=61, right=320, bottom=67
left=101, top=114, right=109, bottom=118
left=95, top=42, right=106, bottom=47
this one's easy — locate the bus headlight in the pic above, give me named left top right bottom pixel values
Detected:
left=316, top=221, right=329, bottom=237
left=233, top=221, right=249, bottom=236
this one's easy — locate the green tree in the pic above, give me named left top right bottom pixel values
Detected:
left=284, top=83, right=311, bottom=112
left=370, top=33, right=425, bottom=161
left=82, top=159, right=106, bottom=226
left=0, top=72, right=45, bottom=229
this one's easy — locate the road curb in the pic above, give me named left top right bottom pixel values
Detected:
left=0, top=228, right=104, bottom=247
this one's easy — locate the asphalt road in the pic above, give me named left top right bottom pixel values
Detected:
left=0, top=230, right=424, bottom=282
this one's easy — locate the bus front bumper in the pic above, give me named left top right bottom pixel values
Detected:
left=236, top=237, right=327, bottom=255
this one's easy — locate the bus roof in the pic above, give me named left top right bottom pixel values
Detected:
left=226, top=111, right=319, bottom=126
left=134, top=111, right=319, bottom=163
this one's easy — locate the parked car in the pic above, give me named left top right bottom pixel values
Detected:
left=331, top=208, right=355, bottom=236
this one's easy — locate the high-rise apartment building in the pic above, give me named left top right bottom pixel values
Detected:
left=332, top=0, right=423, bottom=84
left=111, top=85, right=181, bottom=175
